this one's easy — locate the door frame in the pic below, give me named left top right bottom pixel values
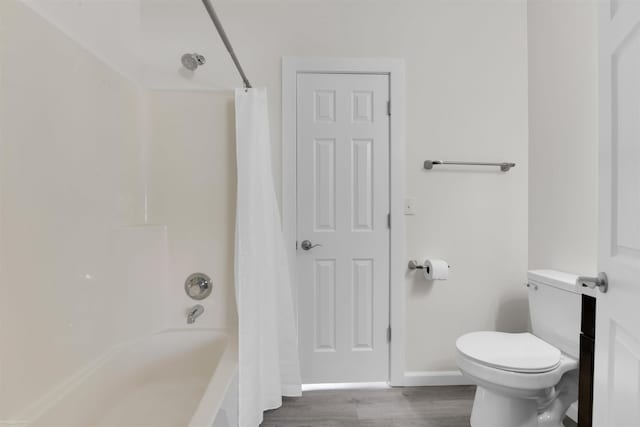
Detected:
left=282, top=57, right=406, bottom=386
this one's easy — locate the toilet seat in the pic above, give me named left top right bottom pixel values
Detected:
left=456, top=332, right=561, bottom=373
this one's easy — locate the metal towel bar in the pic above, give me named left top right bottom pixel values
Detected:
left=424, top=160, right=516, bottom=172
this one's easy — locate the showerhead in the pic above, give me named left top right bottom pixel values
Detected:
left=181, top=53, right=206, bottom=71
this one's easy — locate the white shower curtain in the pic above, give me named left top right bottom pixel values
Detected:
left=234, top=88, right=302, bottom=427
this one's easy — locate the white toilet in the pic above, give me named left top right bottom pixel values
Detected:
left=456, top=270, right=581, bottom=427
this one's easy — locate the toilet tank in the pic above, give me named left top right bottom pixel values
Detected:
left=527, top=270, right=581, bottom=358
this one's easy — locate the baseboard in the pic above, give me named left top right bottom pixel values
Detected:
left=403, top=370, right=473, bottom=386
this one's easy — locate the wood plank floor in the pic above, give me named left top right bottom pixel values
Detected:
left=260, top=386, right=579, bottom=427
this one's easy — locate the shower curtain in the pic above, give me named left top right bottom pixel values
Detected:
left=234, top=88, right=302, bottom=427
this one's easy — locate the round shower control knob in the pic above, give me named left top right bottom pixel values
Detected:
left=184, top=273, right=213, bottom=300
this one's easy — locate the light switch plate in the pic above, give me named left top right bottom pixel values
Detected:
left=404, top=197, right=417, bottom=215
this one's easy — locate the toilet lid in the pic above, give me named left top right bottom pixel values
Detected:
left=456, top=332, right=562, bottom=373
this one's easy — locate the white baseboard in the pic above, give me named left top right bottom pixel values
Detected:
left=302, top=382, right=390, bottom=391
left=403, top=370, right=473, bottom=386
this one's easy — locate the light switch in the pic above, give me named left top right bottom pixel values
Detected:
left=404, top=197, right=417, bottom=215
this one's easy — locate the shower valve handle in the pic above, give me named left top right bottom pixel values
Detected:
left=301, top=240, right=322, bottom=251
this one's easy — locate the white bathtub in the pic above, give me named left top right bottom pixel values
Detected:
left=19, top=330, right=237, bottom=427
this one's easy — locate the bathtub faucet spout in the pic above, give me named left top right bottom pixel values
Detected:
left=187, top=304, right=205, bottom=324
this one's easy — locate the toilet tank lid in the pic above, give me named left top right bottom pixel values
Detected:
left=527, top=270, right=579, bottom=293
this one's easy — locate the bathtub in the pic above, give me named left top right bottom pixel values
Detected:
left=17, top=330, right=237, bottom=427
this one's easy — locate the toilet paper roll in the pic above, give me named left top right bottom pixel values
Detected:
left=423, top=259, right=449, bottom=280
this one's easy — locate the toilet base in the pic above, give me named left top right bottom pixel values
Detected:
left=470, top=386, right=539, bottom=427
left=470, top=369, right=578, bottom=427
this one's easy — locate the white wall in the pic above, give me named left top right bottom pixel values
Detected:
left=528, top=0, right=598, bottom=276
left=0, top=0, right=165, bottom=419
left=21, top=0, right=143, bottom=83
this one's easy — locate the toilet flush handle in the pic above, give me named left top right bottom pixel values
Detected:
left=577, top=272, right=608, bottom=293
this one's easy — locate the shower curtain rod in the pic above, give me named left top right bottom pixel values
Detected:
left=201, top=0, right=252, bottom=89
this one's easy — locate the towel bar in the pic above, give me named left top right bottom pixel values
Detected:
left=424, top=160, right=516, bottom=172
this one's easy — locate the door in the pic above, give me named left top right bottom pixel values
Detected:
left=296, top=73, right=390, bottom=383
left=594, top=2, right=640, bottom=425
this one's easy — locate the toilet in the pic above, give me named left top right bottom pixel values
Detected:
left=456, top=270, right=581, bottom=427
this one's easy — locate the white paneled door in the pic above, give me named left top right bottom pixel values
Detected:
left=296, top=73, right=390, bottom=383
left=594, top=2, right=640, bottom=426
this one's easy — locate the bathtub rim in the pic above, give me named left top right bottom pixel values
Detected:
left=188, top=330, right=238, bottom=427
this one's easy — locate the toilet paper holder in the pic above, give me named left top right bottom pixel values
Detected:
left=408, top=260, right=424, bottom=270
left=408, top=260, right=450, bottom=270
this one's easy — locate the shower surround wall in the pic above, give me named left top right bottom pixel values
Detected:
left=0, top=0, right=236, bottom=420
left=145, top=90, right=237, bottom=330
left=0, top=0, right=152, bottom=417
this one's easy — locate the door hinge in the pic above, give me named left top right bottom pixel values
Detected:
left=387, top=325, right=392, bottom=342
left=387, top=213, right=391, bottom=229
left=387, top=100, right=391, bottom=116
left=295, top=240, right=298, bottom=250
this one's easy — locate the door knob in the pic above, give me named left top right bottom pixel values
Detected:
left=576, top=272, right=608, bottom=293
left=301, top=240, right=322, bottom=251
